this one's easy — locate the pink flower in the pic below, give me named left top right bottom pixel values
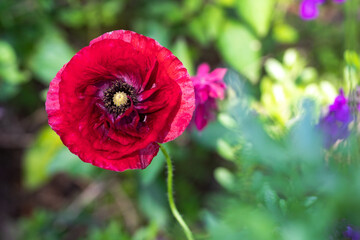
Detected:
left=190, top=63, right=227, bottom=131
left=299, top=0, right=346, bottom=20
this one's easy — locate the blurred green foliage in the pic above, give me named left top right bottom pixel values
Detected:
left=82, top=221, right=130, bottom=240
left=2, top=0, right=359, bottom=239
left=29, top=28, right=75, bottom=84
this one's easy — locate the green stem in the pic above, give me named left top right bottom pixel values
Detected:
left=345, top=0, right=358, bottom=52
left=159, top=144, right=194, bottom=240
left=344, top=0, right=359, bottom=92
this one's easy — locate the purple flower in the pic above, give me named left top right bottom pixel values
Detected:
left=299, top=0, right=346, bottom=20
left=319, top=89, right=352, bottom=148
left=190, top=63, right=227, bottom=131
left=299, top=0, right=324, bottom=20
left=344, top=226, right=360, bottom=240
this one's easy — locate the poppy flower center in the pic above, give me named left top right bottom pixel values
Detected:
left=113, top=91, right=128, bottom=107
left=103, top=80, right=137, bottom=116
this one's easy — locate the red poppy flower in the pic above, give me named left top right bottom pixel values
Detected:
left=46, top=30, right=195, bottom=171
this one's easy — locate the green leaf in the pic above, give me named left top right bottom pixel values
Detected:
left=206, top=205, right=280, bottom=240
left=28, top=28, right=75, bottom=84
left=344, top=50, right=360, bottom=70
left=0, top=82, right=18, bottom=102
left=265, top=58, right=287, bottom=82
left=288, top=100, right=323, bottom=165
left=144, top=21, right=170, bottom=48
left=188, top=5, right=225, bottom=45
left=0, top=40, right=16, bottom=64
left=138, top=184, right=169, bottom=227
left=236, top=0, right=276, bottom=37
left=223, top=68, right=256, bottom=99
left=184, top=0, right=203, bottom=14
left=273, top=23, right=299, bottom=44
left=304, top=196, right=318, bottom=208
left=0, top=41, right=29, bottom=91
left=24, top=127, right=63, bottom=189
left=132, top=222, right=159, bottom=240
left=283, top=49, right=300, bottom=68
left=214, top=167, right=235, bottom=190
left=201, top=5, right=225, bottom=41
left=18, top=210, right=58, bottom=240
left=146, top=1, right=183, bottom=24
left=214, top=0, right=235, bottom=7
left=172, top=38, right=194, bottom=75
left=101, top=0, right=124, bottom=26
left=218, top=113, right=237, bottom=129
left=262, top=183, right=278, bottom=213
left=139, top=149, right=165, bottom=186
left=85, top=221, right=130, bottom=240
left=216, top=139, right=236, bottom=161
left=57, top=9, right=85, bottom=28
left=48, top=146, right=98, bottom=178
left=217, top=21, right=261, bottom=82
left=192, top=121, right=233, bottom=150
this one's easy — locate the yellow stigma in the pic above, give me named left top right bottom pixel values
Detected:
left=113, top=91, right=128, bottom=107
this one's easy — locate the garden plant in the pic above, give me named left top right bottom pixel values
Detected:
left=1, top=0, right=360, bottom=240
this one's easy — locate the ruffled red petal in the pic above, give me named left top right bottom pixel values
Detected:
left=46, top=30, right=194, bottom=172
left=90, top=30, right=195, bottom=142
